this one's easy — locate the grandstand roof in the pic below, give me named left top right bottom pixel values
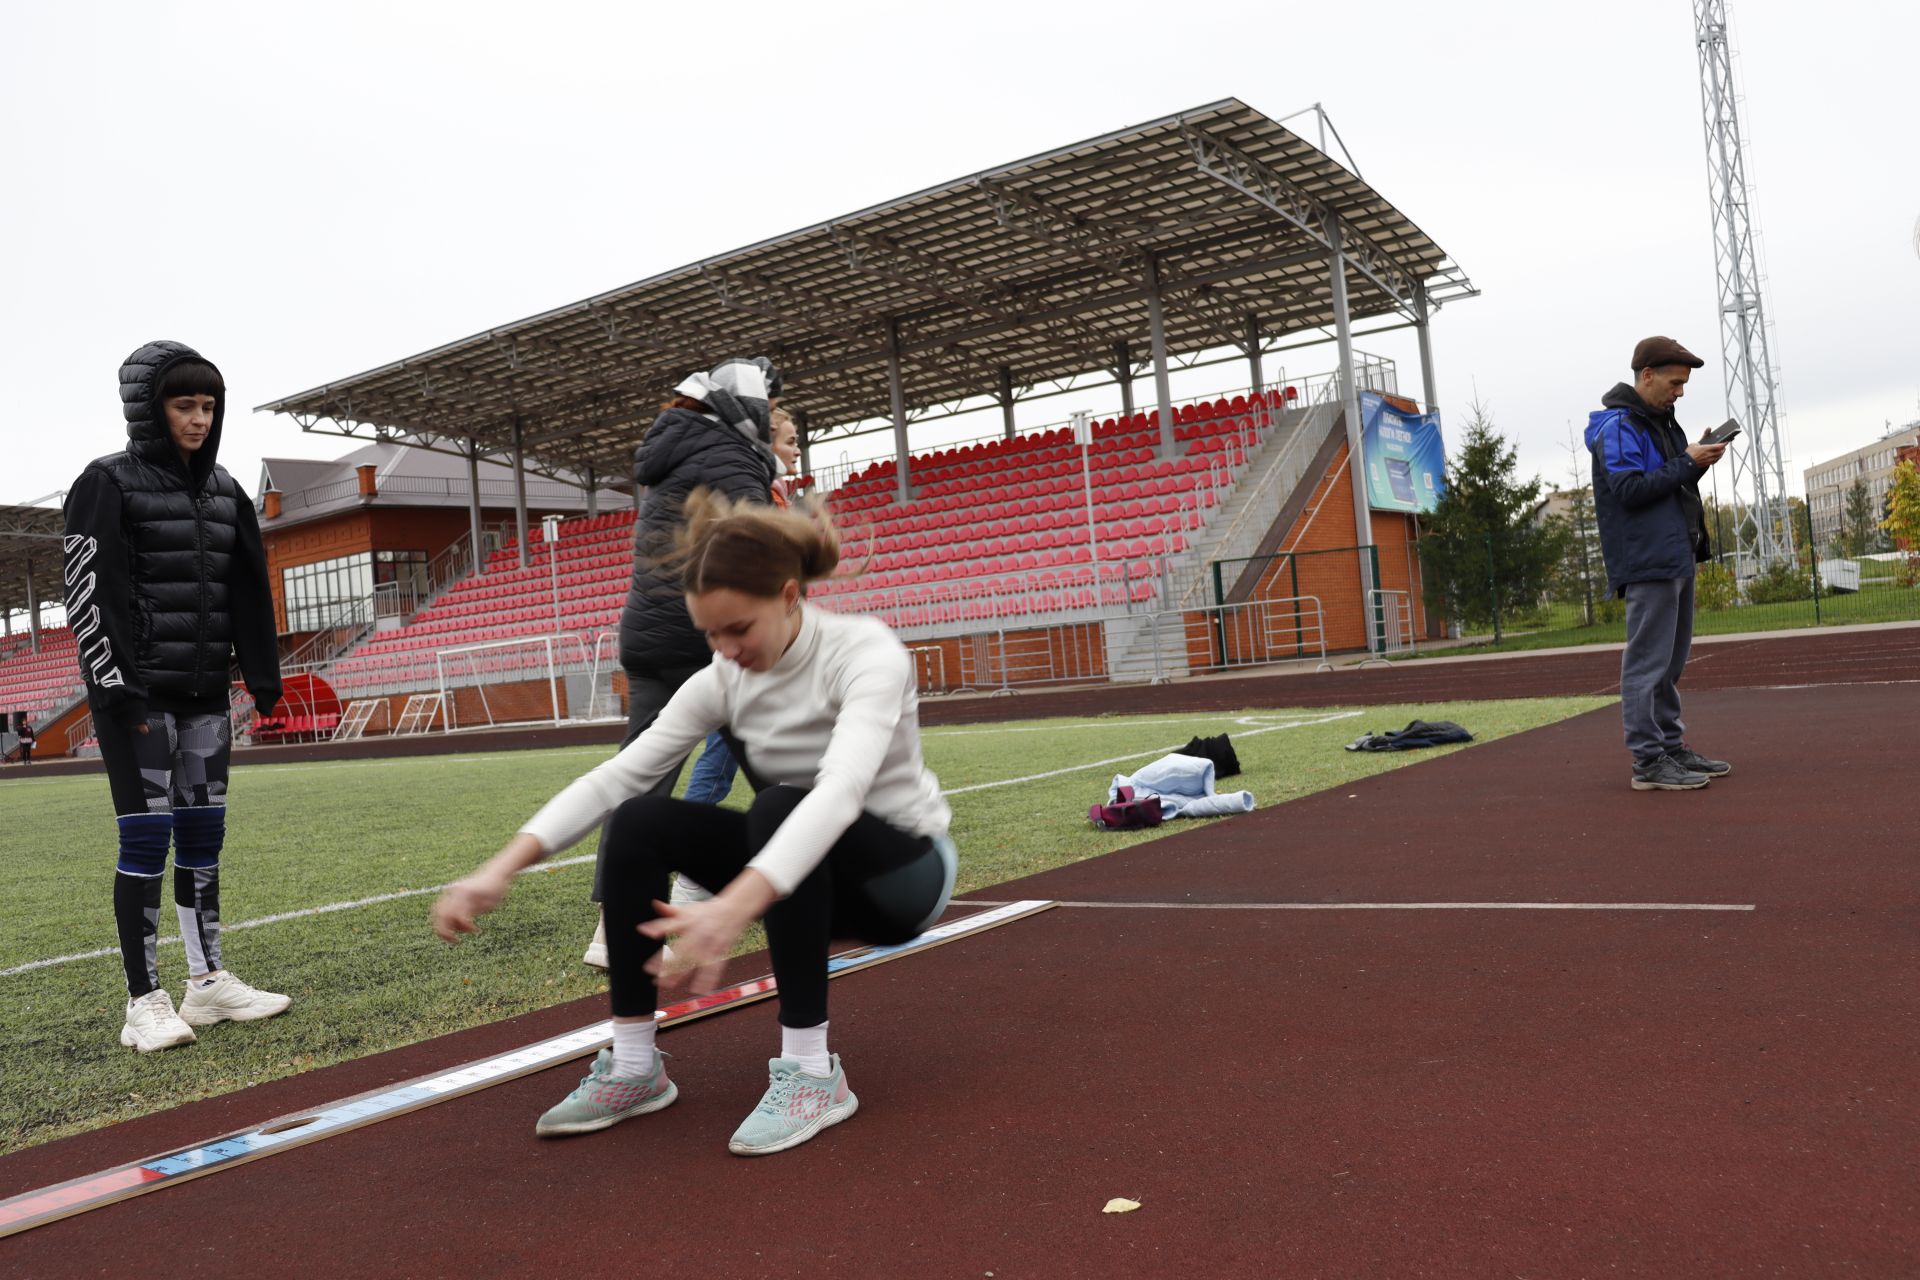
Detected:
left=259, top=97, right=1475, bottom=482
left=0, top=505, right=64, bottom=619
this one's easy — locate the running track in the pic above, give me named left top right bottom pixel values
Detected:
left=3, top=627, right=1916, bottom=1276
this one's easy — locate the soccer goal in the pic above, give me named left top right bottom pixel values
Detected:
left=393, top=693, right=447, bottom=736
left=433, top=635, right=590, bottom=732
left=331, top=698, right=391, bottom=742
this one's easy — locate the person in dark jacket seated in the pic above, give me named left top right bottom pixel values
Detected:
left=1583, top=336, right=1732, bottom=792
left=63, top=341, right=288, bottom=1052
left=581, top=357, right=782, bottom=968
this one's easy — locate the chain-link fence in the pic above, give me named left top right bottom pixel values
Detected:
left=1439, top=498, right=1920, bottom=651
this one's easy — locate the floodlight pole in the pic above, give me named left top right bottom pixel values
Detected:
left=510, top=418, right=530, bottom=570
left=1327, top=219, right=1380, bottom=640
left=887, top=320, right=912, bottom=504
left=1145, top=256, right=1176, bottom=459
left=542, top=514, right=562, bottom=633
left=1413, top=281, right=1439, bottom=411
left=465, top=436, right=484, bottom=577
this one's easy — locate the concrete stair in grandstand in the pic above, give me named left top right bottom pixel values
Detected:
left=1104, top=402, right=1336, bottom=681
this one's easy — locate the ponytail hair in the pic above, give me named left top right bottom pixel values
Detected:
left=675, top=488, right=841, bottom=598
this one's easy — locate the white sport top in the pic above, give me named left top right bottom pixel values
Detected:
left=518, top=606, right=951, bottom=897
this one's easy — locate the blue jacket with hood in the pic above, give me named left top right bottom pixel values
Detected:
left=1584, top=383, right=1711, bottom=595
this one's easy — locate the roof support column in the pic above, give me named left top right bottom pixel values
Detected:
left=584, top=463, right=599, bottom=519
left=510, top=418, right=529, bottom=570
left=1327, top=219, right=1379, bottom=639
left=1413, top=280, right=1438, bottom=411
left=1245, top=314, right=1264, bottom=399
left=1113, top=343, right=1134, bottom=424
left=1145, top=256, right=1175, bottom=459
left=24, top=556, right=40, bottom=653
left=465, top=437, right=485, bottom=578
left=888, top=321, right=912, bottom=504
left=997, top=367, right=1016, bottom=441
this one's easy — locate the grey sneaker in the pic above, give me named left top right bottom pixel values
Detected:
left=1631, top=753, right=1711, bottom=791
left=535, top=1049, right=676, bottom=1137
left=1669, top=745, right=1731, bottom=777
left=728, top=1056, right=859, bottom=1157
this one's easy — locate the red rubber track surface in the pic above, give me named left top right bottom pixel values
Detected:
left=3, top=638, right=1916, bottom=1276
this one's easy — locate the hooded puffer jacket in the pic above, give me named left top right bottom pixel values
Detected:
left=62, top=340, right=282, bottom=724
left=617, top=407, right=777, bottom=671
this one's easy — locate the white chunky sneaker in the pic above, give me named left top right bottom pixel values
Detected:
left=582, top=915, right=609, bottom=970
left=121, top=989, right=198, bottom=1053
left=179, top=971, right=292, bottom=1026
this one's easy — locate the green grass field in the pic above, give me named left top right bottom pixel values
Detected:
left=1419, top=587, right=1920, bottom=659
left=0, top=694, right=1610, bottom=1154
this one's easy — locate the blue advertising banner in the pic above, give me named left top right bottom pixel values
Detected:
left=1359, top=392, right=1446, bottom=513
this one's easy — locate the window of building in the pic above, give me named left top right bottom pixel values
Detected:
left=282, top=549, right=428, bottom=631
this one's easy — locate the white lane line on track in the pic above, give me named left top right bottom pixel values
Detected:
left=0, top=854, right=598, bottom=977
left=951, top=899, right=1756, bottom=912
left=940, top=709, right=1362, bottom=795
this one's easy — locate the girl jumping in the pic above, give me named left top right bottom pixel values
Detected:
left=433, top=490, right=955, bottom=1156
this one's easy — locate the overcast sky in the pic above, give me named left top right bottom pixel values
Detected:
left=5, top=0, right=1916, bottom=516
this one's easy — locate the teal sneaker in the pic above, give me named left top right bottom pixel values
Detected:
left=728, top=1055, right=859, bottom=1156
left=535, top=1048, right=677, bottom=1138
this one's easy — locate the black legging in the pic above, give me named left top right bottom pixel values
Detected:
left=589, top=663, right=704, bottom=902
left=600, top=785, right=946, bottom=1026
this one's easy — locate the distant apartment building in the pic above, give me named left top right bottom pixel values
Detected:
left=1804, top=422, right=1920, bottom=552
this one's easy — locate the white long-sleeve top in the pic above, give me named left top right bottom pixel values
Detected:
left=519, top=606, right=951, bottom=896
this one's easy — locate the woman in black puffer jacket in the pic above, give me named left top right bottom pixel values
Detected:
left=583, top=357, right=782, bottom=962
left=63, top=340, right=289, bottom=1052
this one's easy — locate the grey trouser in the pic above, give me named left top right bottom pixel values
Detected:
left=1620, top=576, right=1694, bottom=763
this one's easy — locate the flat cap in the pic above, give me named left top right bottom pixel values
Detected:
left=1631, top=336, right=1705, bottom=372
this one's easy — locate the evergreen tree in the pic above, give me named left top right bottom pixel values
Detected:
left=1843, top=477, right=1877, bottom=557
left=1417, top=401, right=1568, bottom=640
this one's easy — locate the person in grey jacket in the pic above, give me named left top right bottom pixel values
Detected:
left=1583, top=336, right=1731, bottom=791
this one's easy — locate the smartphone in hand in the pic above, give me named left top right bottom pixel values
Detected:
left=1702, top=419, right=1742, bottom=447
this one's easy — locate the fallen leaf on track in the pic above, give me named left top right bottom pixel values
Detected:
left=1102, top=1198, right=1142, bottom=1214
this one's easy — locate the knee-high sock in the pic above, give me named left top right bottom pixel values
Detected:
left=114, top=814, right=173, bottom=998
left=172, top=807, right=224, bottom=978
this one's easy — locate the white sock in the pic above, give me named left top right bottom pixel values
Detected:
left=781, top=1021, right=831, bottom=1077
left=611, top=1018, right=658, bottom=1080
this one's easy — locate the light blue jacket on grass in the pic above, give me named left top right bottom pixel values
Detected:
left=1109, top=753, right=1255, bottom=820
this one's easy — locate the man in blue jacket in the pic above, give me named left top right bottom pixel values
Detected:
left=1583, top=336, right=1731, bottom=791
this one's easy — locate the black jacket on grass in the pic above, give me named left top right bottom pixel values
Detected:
left=62, top=340, right=281, bottom=726
left=617, top=407, right=776, bottom=672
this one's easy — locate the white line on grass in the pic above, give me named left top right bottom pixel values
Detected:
left=922, top=712, right=1326, bottom=738
left=951, top=899, right=1756, bottom=911
left=0, top=854, right=598, bottom=978
left=4, top=709, right=1370, bottom=977
left=940, top=709, right=1362, bottom=794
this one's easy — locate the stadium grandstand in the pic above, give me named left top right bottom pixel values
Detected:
left=4, top=98, right=1477, bottom=757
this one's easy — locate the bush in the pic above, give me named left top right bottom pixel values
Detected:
left=1744, top=560, right=1814, bottom=604
left=1596, top=594, right=1625, bottom=625
left=1695, top=561, right=1738, bottom=611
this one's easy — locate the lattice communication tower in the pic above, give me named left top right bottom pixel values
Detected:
left=1694, top=0, right=1794, bottom=567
